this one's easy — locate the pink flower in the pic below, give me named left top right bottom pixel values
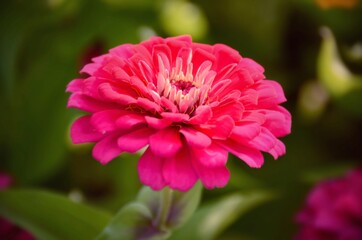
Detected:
left=67, top=35, right=291, bottom=191
left=295, top=169, right=362, bottom=240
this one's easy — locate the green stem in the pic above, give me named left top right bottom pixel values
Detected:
left=156, top=187, right=173, bottom=230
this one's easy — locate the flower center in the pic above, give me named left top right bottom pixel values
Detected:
left=170, top=79, right=194, bottom=94
left=156, top=53, right=216, bottom=113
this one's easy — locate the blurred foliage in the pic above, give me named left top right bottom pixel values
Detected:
left=0, top=189, right=111, bottom=240
left=1, top=0, right=362, bottom=239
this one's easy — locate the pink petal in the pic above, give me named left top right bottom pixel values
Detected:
left=199, top=115, right=235, bottom=140
left=66, top=79, right=84, bottom=93
left=260, top=107, right=291, bottom=137
left=188, top=105, right=213, bottom=124
left=160, top=112, right=189, bottom=122
left=246, top=127, right=276, bottom=151
left=214, top=63, right=237, bottom=82
left=231, top=123, right=261, bottom=142
left=160, top=97, right=178, bottom=113
left=193, top=160, right=230, bottom=189
left=145, top=116, right=172, bottom=129
left=211, top=99, right=244, bottom=121
left=118, top=127, right=154, bottom=153
left=149, top=128, right=182, bottom=158
left=98, top=83, right=137, bottom=105
left=109, top=43, right=135, bottom=59
left=180, top=127, right=211, bottom=148
left=268, top=139, right=286, bottom=159
left=137, top=147, right=166, bottom=190
left=163, top=147, right=198, bottom=191
left=191, top=142, right=229, bottom=189
left=90, top=110, right=124, bottom=132
left=137, top=97, right=162, bottom=112
left=218, top=140, right=264, bottom=168
left=212, top=44, right=241, bottom=71
left=238, top=58, right=265, bottom=81
left=115, top=113, right=146, bottom=130
left=192, top=143, right=228, bottom=167
left=192, top=48, right=216, bottom=74
left=255, top=80, right=287, bottom=107
left=80, top=62, right=101, bottom=75
left=67, top=93, right=118, bottom=112
left=92, top=133, right=123, bottom=164
left=70, top=116, right=103, bottom=143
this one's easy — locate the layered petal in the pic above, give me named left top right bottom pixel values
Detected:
left=137, top=147, right=166, bottom=190
left=93, top=133, right=123, bottom=164
left=149, top=127, right=182, bottom=158
left=163, top=147, right=198, bottom=191
left=67, top=34, right=291, bottom=191
left=70, top=116, right=103, bottom=143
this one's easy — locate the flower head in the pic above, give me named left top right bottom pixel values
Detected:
left=67, top=35, right=291, bottom=191
left=295, top=169, right=362, bottom=240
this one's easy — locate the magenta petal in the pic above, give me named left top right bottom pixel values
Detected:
left=163, top=147, right=198, bottom=191
left=219, top=140, right=264, bottom=168
left=149, top=127, right=182, bottom=158
left=98, top=83, right=137, bottom=105
left=262, top=106, right=292, bottom=137
left=180, top=127, right=211, bottom=148
left=92, top=134, right=123, bottom=164
left=193, top=143, right=228, bottom=167
left=137, top=97, right=162, bottom=112
left=268, top=139, right=286, bottom=159
left=118, top=128, right=154, bottom=153
left=66, top=79, right=83, bottom=93
left=67, top=93, right=118, bottom=112
left=188, top=105, right=212, bottom=124
left=161, top=112, right=190, bottom=122
left=186, top=143, right=229, bottom=189
left=115, top=113, right=146, bottom=130
left=192, top=158, right=230, bottom=189
left=90, top=110, right=123, bottom=132
left=138, top=147, right=166, bottom=190
left=200, top=115, right=235, bottom=140
left=145, top=116, right=172, bottom=129
left=231, top=123, right=261, bottom=142
left=256, top=80, right=287, bottom=106
left=80, top=62, right=101, bottom=75
left=70, top=116, right=103, bottom=143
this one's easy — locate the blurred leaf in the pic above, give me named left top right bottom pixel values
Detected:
left=170, top=191, right=274, bottom=240
left=159, top=0, right=208, bottom=40
left=297, top=81, right=329, bottom=123
left=96, top=202, right=168, bottom=240
left=98, top=183, right=202, bottom=240
left=137, top=182, right=202, bottom=229
left=0, top=189, right=111, bottom=240
left=318, top=27, right=362, bottom=115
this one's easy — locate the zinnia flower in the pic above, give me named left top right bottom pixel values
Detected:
left=295, top=169, right=362, bottom=240
left=67, top=35, right=291, bottom=191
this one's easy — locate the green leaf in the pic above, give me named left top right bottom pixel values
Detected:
left=170, top=191, right=274, bottom=240
left=318, top=27, right=362, bottom=116
left=97, top=202, right=168, bottom=240
left=0, top=189, right=111, bottom=240
left=98, top=183, right=202, bottom=240
left=137, top=182, right=202, bottom=229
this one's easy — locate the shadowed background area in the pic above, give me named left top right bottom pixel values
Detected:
left=1, top=0, right=362, bottom=239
